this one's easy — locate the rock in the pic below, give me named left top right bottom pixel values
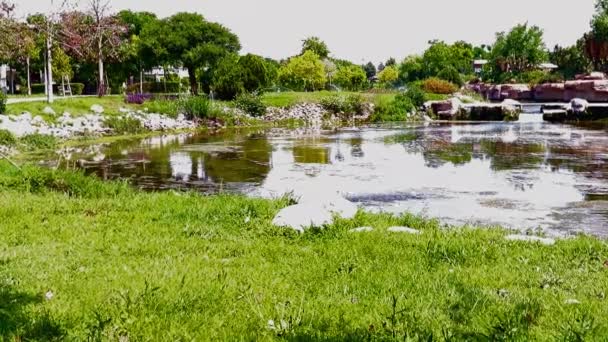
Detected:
left=423, top=115, right=433, bottom=122
left=429, top=97, right=462, bottom=119
left=387, top=226, right=421, bottom=234
left=90, top=104, right=104, bottom=114
left=42, top=106, right=56, bottom=115
left=501, top=99, right=522, bottom=118
left=575, top=72, right=606, bottom=80
left=534, top=83, right=565, bottom=102
left=500, top=84, right=533, bottom=101
left=505, top=234, right=556, bottom=246
left=272, top=195, right=358, bottom=232
left=564, top=299, right=581, bottom=305
left=350, top=227, right=374, bottom=233
left=570, top=98, right=589, bottom=114
left=564, top=79, right=608, bottom=102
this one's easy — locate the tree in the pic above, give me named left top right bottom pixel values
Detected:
left=301, top=36, right=329, bottom=59
left=212, top=53, right=243, bottom=100
left=398, top=55, right=424, bottom=83
left=551, top=40, right=591, bottom=79
left=146, top=13, right=240, bottom=95
left=437, top=65, right=463, bottom=87
left=385, top=57, right=396, bottom=67
left=239, top=53, right=272, bottom=92
left=278, top=50, right=326, bottom=91
left=377, top=65, right=399, bottom=88
left=362, top=62, right=376, bottom=79
left=422, top=40, right=474, bottom=77
left=489, top=23, right=548, bottom=74
left=60, top=1, right=127, bottom=96
left=0, top=3, right=37, bottom=94
left=334, top=64, right=367, bottom=91
left=585, top=0, right=608, bottom=70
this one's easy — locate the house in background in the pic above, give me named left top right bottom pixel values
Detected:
left=144, top=66, right=189, bottom=82
left=538, top=62, right=558, bottom=72
left=473, top=60, right=488, bottom=75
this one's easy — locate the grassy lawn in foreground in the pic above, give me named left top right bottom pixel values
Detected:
left=0, top=162, right=607, bottom=340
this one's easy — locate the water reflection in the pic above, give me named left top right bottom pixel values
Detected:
left=49, top=122, right=608, bottom=236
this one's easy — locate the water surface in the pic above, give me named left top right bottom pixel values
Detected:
left=51, top=121, right=608, bottom=237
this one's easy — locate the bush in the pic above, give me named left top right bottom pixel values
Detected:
left=371, top=93, right=415, bottom=122
left=0, top=91, right=6, bottom=114
left=20, top=134, right=57, bottom=151
left=146, top=99, right=180, bottom=118
left=0, top=129, right=16, bottom=147
left=70, top=83, right=85, bottom=95
left=422, top=78, right=458, bottom=94
left=320, top=94, right=366, bottom=115
left=234, top=93, right=266, bottom=117
left=404, top=85, right=426, bottom=108
left=520, top=71, right=563, bottom=86
left=105, top=116, right=145, bottom=134
left=125, top=82, right=181, bottom=94
left=180, top=96, right=210, bottom=120
left=31, top=83, right=46, bottom=94
left=437, top=66, right=464, bottom=87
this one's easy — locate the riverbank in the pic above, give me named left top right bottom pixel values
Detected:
left=0, top=162, right=607, bottom=340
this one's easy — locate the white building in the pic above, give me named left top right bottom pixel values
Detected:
left=144, top=66, right=189, bottom=82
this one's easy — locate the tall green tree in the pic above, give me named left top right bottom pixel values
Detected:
left=239, top=53, right=273, bottom=92
left=145, top=13, right=240, bottom=95
left=362, top=62, right=376, bottom=79
left=301, top=37, right=330, bottom=59
left=551, top=40, right=591, bottom=79
left=398, top=55, right=424, bottom=83
left=489, top=23, right=548, bottom=74
left=278, top=50, right=326, bottom=91
left=377, top=65, right=399, bottom=89
left=334, top=64, right=367, bottom=91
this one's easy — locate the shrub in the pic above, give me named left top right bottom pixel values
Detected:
left=320, top=94, right=366, bottom=115
left=31, top=83, right=46, bottom=94
left=20, top=134, right=57, bottom=150
left=520, top=71, right=563, bottom=86
left=0, top=91, right=6, bottom=114
left=105, top=116, right=144, bottom=134
left=422, top=78, right=458, bottom=94
left=179, top=96, right=210, bottom=120
left=437, top=66, right=464, bottom=87
left=404, top=85, right=426, bottom=108
left=0, top=129, right=16, bottom=147
left=234, top=93, right=266, bottom=117
left=371, top=93, right=415, bottom=122
left=146, top=99, right=180, bottom=118
left=71, top=83, right=85, bottom=95
left=125, top=82, right=181, bottom=94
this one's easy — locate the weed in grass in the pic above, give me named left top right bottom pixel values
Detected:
left=19, top=133, right=57, bottom=150
left=0, top=129, right=17, bottom=147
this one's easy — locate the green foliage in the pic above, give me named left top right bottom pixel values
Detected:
left=105, top=116, right=145, bottom=134
left=70, top=83, right=85, bottom=95
left=145, top=99, right=180, bottom=117
left=362, top=61, right=376, bottom=78
left=0, top=129, right=16, bottom=146
left=399, top=55, right=425, bottom=83
left=422, top=78, right=458, bottom=94
left=179, top=96, right=210, bottom=120
left=371, top=93, right=415, bottom=122
left=437, top=66, right=464, bottom=87
left=234, top=93, right=266, bottom=117
left=0, top=91, right=6, bottom=114
left=20, top=134, right=57, bottom=151
left=239, top=54, right=273, bottom=93
left=211, top=54, right=244, bottom=100
left=30, top=84, right=46, bottom=95
left=377, top=65, right=399, bottom=88
left=278, top=51, right=327, bottom=91
left=422, top=40, right=475, bottom=76
left=126, top=82, right=182, bottom=94
left=520, top=70, right=564, bottom=86
left=320, top=93, right=365, bottom=115
left=490, top=23, right=548, bottom=75
left=333, top=64, right=368, bottom=91
left=551, top=40, right=592, bottom=79
left=404, top=85, right=426, bottom=107
left=301, top=36, right=330, bottom=59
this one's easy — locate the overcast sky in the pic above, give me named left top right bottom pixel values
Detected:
left=15, top=0, right=596, bottom=64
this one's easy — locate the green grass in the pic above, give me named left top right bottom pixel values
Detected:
left=5, top=96, right=138, bottom=121
left=0, top=162, right=607, bottom=340
left=262, top=91, right=449, bottom=109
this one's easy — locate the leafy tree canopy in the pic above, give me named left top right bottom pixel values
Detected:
left=301, top=36, right=330, bottom=59
left=278, top=50, right=326, bottom=91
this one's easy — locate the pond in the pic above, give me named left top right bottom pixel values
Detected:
left=48, top=120, right=608, bottom=237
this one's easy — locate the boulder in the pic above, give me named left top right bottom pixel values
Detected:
left=564, top=79, right=608, bottom=102
left=534, top=83, right=565, bottom=102
left=429, top=97, right=462, bottom=119
left=575, top=72, right=606, bottom=80
left=42, top=106, right=56, bottom=115
left=569, top=98, right=589, bottom=114
left=387, top=226, right=421, bottom=234
left=90, top=104, right=104, bottom=114
left=500, top=84, right=533, bottom=101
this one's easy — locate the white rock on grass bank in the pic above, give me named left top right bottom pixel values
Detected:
left=125, top=112, right=196, bottom=131
left=272, top=194, right=358, bottom=232
left=90, top=105, right=104, bottom=114
left=350, top=227, right=374, bottom=233
left=505, top=234, right=556, bottom=246
left=387, top=226, right=421, bottom=234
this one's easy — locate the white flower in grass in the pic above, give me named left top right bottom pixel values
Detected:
left=45, top=291, right=54, bottom=301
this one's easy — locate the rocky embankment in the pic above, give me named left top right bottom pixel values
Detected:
left=468, top=72, right=608, bottom=103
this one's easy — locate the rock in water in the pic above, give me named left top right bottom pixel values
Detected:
left=570, top=98, right=589, bottom=114
left=505, top=234, right=555, bottom=246
left=90, top=104, right=104, bottom=114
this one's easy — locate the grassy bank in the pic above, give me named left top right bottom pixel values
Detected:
left=0, top=162, right=607, bottom=340
left=260, top=91, right=449, bottom=108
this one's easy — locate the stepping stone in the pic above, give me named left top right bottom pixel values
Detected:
left=505, top=234, right=555, bottom=246
left=387, top=226, right=421, bottom=234
left=349, top=227, right=373, bottom=233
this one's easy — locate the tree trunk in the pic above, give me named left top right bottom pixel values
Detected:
left=187, top=66, right=198, bottom=95
left=46, top=33, right=54, bottom=104
left=26, top=57, right=31, bottom=96
left=98, top=55, right=104, bottom=97
left=139, top=69, right=143, bottom=94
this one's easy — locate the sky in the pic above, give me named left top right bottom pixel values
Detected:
left=15, top=0, right=597, bottom=64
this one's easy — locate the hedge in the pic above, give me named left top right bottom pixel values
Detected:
left=28, top=83, right=85, bottom=95
left=126, top=82, right=181, bottom=94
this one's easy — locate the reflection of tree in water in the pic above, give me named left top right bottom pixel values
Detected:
left=349, top=137, right=364, bottom=158
left=480, top=141, right=546, bottom=171
left=203, top=134, right=272, bottom=183
left=293, top=145, right=331, bottom=164
left=422, top=141, right=475, bottom=168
